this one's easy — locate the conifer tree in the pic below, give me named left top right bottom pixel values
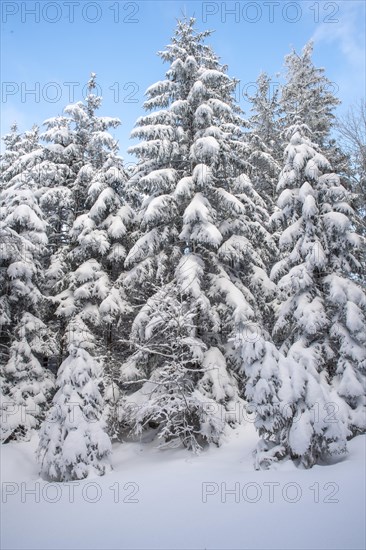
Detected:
left=38, top=74, right=131, bottom=478
left=120, top=18, right=277, bottom=451
left=270, top=121, right=360, bottom=467
left=0, top=127, right=55, bottom=441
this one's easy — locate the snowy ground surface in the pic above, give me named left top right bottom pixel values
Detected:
left=1, top=423, right=365, bottom=550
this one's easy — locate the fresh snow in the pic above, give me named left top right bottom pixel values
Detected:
left=1, top=428, right=365, bottom=550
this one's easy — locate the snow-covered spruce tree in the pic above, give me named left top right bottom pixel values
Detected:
left=271, top=121, right=359, bottom=467
left=322, top=189, right=366, bottom=434
left=327, top=289, right=365, bottom=435
left=69, top=147, right=134, bottom=441
left=121, top=18, right=278, bottom=451
left=0, top=127, right=56, bottom=442
left=245, top=72, right=281, bottom=211
left=0, top=124, right=23, bottom=363
left=39, top=73, right=130, bottom=356
left=280, top=42, right=340, bottom=150
left=37, top=320, right=111, bottom=481
left=38, top=74, right=132, bottom=479
left=34, top=88, right=104, bottom=371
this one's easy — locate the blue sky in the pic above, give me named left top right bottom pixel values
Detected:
left=1, top=0, right=365, bottom=159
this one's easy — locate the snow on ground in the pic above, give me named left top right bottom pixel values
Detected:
left=1, top=423, right=365, bottom=550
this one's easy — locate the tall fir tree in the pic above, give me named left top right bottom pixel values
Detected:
left=120, top=18, right=278, bottom=451
left=270, top=121, right=364, bottom=467
left=38, top=74, right=131, bottom=479
left=0, top=126, right=55, bottom=442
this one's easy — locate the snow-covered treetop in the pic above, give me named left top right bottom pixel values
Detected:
left=129, top=18, right=244, bottom=180
left=281, top=42, right=340, bottom=146
left=159, top=18, right=217, bottom=66
left=42, top=73, right=121, bottom=167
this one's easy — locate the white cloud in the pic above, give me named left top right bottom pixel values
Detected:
left=311, top=1, right=365, bottom=108
left=312, top=1, right=365, bottom=67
